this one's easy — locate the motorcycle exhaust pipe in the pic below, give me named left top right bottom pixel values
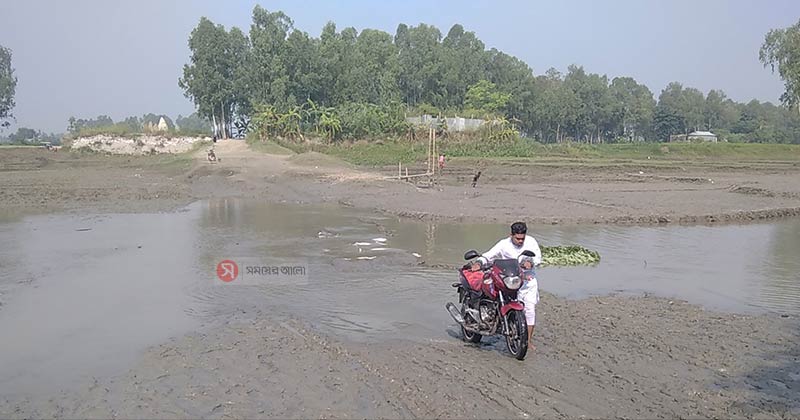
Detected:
left=445, top=302, right=464, bottom=325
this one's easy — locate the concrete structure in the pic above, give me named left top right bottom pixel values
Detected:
left=406, top=115, right=485, bottom=132
left=670, top=130, right=718, bottom=143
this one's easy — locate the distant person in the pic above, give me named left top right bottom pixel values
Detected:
left=471, top=171, right=482, bottom=188
left=438, top=153, right=446, bottom=171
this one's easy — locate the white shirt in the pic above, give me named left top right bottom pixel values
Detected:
left=478, top=235, right=543, bottom=266
left=480, top=235, right=542, bottom=305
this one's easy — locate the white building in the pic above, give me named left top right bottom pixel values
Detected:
left=687, top=130, right=718, bottom=142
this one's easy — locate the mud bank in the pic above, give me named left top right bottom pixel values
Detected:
left=2, top=294, right=797, bottom=419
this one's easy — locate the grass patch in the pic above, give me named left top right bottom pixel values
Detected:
left=289, top=138, right=800, bottom=166
left=245, top=134, right=295, bottom=155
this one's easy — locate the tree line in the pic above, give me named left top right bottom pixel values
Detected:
left=179, top=7, right=800, bottom=144
left=2, top=13, right=799, bottom=144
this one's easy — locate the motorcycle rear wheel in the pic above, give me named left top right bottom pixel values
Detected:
left=505, top=310, right=528, bottom=360
left=461, top=304, right=482, bottom=343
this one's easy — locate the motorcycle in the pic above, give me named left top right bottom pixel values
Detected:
left=445, top=249, right=535, bottom=360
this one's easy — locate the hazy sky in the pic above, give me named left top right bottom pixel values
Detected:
left=0, top=0, right=797, bottom=133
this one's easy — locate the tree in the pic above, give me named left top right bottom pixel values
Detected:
left=653, top=106, right=683, bottom=141
left=8, top=127, right=38, bottom=143
left=464, top=80, right=511, bottom=114
left=283, top=28, right=322, bottom=105
left=67, top=115, right=114, bottom=134
left=121, top=116, right=142, bottom=131
left=395, top=23, right=443, bottom=106
left=440, top=24, right=487, bottom=108
left=484, top=48, right=535, bottom=122
left=532, top=69, right=579, bottom=142
left=174, top=8, right=800, bottom=144
left=353, top=29, right=400, bottom=104
left=760, top=19, right=800, bottom=110
left=609, top=77, right=655, bottom=140
left=176, top=113, right=212, bottom=133
left=248, top=6, right=293, bottom=108
left=704, top=89, right=739, bottom=132
left=564, top=65, right=615, bottom=143
left=0, top=45, right=17, bottom=129
left=180, top=17, right=250, bottom=138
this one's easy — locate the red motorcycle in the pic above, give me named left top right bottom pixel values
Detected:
left=446, top=250, right=534, bottom=360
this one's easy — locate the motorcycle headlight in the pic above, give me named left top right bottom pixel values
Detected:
left=503, top=275, right=522, bottom=290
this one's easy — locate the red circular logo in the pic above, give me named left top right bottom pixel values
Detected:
left=216, top=260, right=239, bottom=282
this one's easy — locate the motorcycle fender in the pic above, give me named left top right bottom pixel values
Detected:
left=500, top=302, right=524, bottom=317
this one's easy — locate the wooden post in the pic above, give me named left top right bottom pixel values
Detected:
left=398, top=162, right=402, bottom=180
left=427, top=128, right=433, bottom=174
left=433, top=127, right=437, bottom=176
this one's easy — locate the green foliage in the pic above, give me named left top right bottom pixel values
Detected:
left=179, top=17, right=250, bottom=137
left=7, top=127, right=38, bottom=143
left=464, top=80, right=511, bottom=113
left=313, top=139, right=800, bottom=166
left=317, top=140, right=426, bottom=166
left=67, top=115, right=114, bottom=135
left=176, top=113, right=212, bottom=135
left=65, top=114, right=206, bottom=138
left=0, top=45, right=16, bottom=129
left=541, top=245, right=601, bottom=266
left=413, top=103, right=441, bottom=116
left=74, top=123, right=135, bottom=137
left=760, top=18, right=800, bottom=109
left=3, top=127, right=61, bottom=145
left=245, top=132, right=294, bottom=154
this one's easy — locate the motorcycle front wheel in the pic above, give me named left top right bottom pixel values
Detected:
left=505, top=310, right=528, bottom=360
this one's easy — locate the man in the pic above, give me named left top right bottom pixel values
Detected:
left=472, top=221, right=542, bottom=350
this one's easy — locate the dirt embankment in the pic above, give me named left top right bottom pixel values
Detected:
left=190, top=140, right=800, bottom=226
left=69, top=134, right=209, bottom=155
left=3, top=140, right=800, bottom=226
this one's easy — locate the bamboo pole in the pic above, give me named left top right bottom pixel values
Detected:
left=433, top=127, right=437, bottom=176
left=425, top=127, right=433, bottom=173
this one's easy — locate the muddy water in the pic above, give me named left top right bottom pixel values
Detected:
left=384, top=217, right=800, bottom=315
left=1, top=199, right=798, bottom=397
left=0, top=211, right=203, bottom=396
left=190, top=199, right=800, bottom=337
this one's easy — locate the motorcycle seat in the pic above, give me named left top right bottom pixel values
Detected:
left=461, top=268, right=484, bottom=291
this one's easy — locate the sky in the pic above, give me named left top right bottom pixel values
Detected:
left=0, top=0, right=797, bottom=133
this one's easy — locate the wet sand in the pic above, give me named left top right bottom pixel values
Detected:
left=1, top=143, right=799, bottom=418
left=3, top=297, right=797, bottom=418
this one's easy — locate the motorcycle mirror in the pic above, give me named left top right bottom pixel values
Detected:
left=464, top=250, right=480, bottom=260
left=521, top=250, right=536, bottom=257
